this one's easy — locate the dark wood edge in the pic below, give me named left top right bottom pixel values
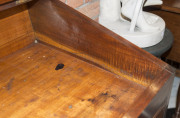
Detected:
left=0, top=0, right=14, bottom=5
left=124, top=70, right=175, bottom=117
left=162, top=5, right=180, bottom=14
left=0, top=0, right=32, bottom=11
left=144, top=5, right=180, bottom=14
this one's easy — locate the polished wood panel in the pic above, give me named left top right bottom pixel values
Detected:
left=0, top=43, right=146, bottom=118
left=149, top=8, right=180, bottom=63
left=0, top=0, right=14, bottom=5
left=163, top=0, right=180, bottom=9
left=0, top=0, right=32, bottom=12
left=0, top=4, right=35, bottom=58
left=28, top=0, right=172, bottom=86
left=157, top=0, right=180, bottom=63
left=162, top=5, right=180, bottom=14
left=0, top=32, right=34, bottom=58
left=28, top=0, right=175, bottom=117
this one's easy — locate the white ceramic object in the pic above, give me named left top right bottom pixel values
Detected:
left=99, top=0, right=165, bottom=48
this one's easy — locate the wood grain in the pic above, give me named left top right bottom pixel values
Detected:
left=0, top=32, right=34, bottom=58
left=0, top=4, right=35, bottom=58
left=139, top=75, right=174, bottom=118
left=0, top=43, right=146, bottom=118
left=162, top=5, right=180, bottom=14
left=163, top=0, right=180, bottom=9
left=0, top=0, right=14, bottom=5
left=28, top=0, right=172, bottom=86
left=27, top=0, right=175, bottom=117
left=148, top=8, right=180, bottom=63
left=0, top=0, right=175, bottom=117
left=0, top=0, right=32, bottom=12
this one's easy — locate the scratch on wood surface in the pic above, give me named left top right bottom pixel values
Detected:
left=6, top=78, right=14, bottom=91
left=87, top=91, right=118, bottom=105
left=29, top=97, right=39, bottom=103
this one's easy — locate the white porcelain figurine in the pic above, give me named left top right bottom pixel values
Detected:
left=99, top=0, right=165, bottom=48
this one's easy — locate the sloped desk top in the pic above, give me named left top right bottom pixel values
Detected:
left=0, top=0, right=176, bottom=117
left=0, top=43, right=146, bottom=117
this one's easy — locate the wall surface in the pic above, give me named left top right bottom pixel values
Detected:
left=59, top=0, right=100, bottom=21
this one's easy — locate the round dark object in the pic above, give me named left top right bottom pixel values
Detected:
left=55, top=64, right=64, bottom=70
left=143, top=28, right=174, bottom=57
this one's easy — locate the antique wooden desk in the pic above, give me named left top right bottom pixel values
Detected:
left=0, top=0, right=175, bottom=117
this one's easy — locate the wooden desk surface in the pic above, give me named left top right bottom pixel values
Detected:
left=0, top=43, right=146, bottom=118
left=0, top=0, right=175, bottom=117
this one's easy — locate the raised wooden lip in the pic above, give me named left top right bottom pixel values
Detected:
left=0, top=0, right=32, bottom=11
left=0, top=0, right=15, bottom=5
left=27, top=0, right=175, bottom=117
left=0, top=0, right=175, bottom=117
left=162, top=5, right=180, bottom=14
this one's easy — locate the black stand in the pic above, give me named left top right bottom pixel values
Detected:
left=143, top=29, right=174, bottom=57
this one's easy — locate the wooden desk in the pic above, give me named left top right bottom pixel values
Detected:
left=0, top=0, right=175, bottom=117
